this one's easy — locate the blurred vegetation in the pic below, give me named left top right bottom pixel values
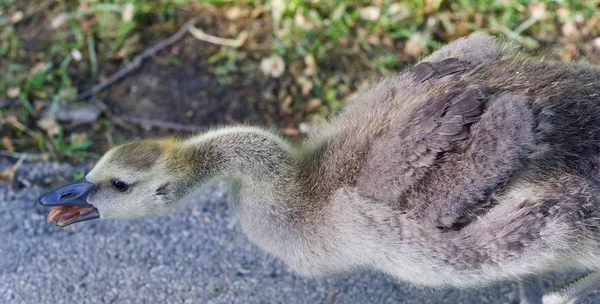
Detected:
left=0, top=0, right=599, bottom=161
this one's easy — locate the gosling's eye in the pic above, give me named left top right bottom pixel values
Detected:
left=111, top=179, right=129, bottom=192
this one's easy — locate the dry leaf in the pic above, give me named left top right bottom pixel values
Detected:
left=0, top=167, right=16, bottom=183
left=79, top=17, right=97, bottom=32
left=7, top=87, right=20, bottom=98
left=30, top=62, right=47, bottom=74
left=389, top=3, right=402, bottom=14
left=260, top=55, right=286, bottom=78
left=294, top=11, right=315, bottom=30
left=2, top=137, right=15, bottom=152
left=593, top=37, right=600, bottom=50
left=77, top=1, right=90, bottom=13
left=561, top=21, right=579, bottom=38
left=280, top=95, right=293, bottom=114
left=6, top=115, right=18, bottom=126
left=303, top=55, right=317, bottom=76
left=360, top=6, right=381, bottom=21
left=282, top=127, right=300, bottom=136
left=122, top=3, right=135, bottom=22
left=404, top=32, right=430, bottom=56
left=225, top=7, right=249, bottom=20
left=297, top=76, right=313, bottom=95
left=306, top=98, right=322, bottom=111
left=556, top=6, right=569, bottom=21
left=368, top=35, right=380, bottom=46
left=337, top=84, right=350, bottom=95
left=51, top=13, right=68, bottom=29
left=560, top=43, right=579, bottom=61
left=37, top=117, right=60, bottom=137
left=8, top=11, right=23, bottom=23
left=529, top=2, right=546, bottom=20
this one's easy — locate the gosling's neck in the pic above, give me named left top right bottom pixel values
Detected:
left=174, top=127, right=302, bottom=202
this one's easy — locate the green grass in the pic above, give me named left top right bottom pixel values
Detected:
left=1, top=0, right=599, bottom=159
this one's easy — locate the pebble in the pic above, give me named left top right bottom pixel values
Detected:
left=55, top=104, right=102, bottom=124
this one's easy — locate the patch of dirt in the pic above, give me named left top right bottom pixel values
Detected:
left=103, top=16, right=290, bottom=140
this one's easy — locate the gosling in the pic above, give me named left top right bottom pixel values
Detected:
left=40, top=33, right=600, bottom=303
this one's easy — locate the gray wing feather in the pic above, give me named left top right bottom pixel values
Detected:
left=357, top=59, right=485, bottom=201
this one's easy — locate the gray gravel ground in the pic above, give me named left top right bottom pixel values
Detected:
left=1, top=159, right=599, bottom=304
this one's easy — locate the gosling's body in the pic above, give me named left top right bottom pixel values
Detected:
left=40, top=34, right=600, bottom=299
left=226, top=34, right=600, bottom=287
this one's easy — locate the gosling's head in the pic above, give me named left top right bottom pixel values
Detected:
left=39, top=139, right=202, bottom=227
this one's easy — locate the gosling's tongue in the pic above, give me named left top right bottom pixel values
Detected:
left=47, top=206, right=94, bottom=223
left=39, top=179, right=100, bottom=227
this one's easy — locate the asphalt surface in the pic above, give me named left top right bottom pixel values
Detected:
left=1, top=159, right=599, bottom=304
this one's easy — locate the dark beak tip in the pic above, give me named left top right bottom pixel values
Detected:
left=38, top=178, right=95, bottom=207
left=38, top=192, right=57, bottom=206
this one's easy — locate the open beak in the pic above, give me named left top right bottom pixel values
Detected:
left=39, top=179, right=99, bottom=227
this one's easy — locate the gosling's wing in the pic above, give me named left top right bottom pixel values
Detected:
left=302, top=60, right=471, bottom=197
left=356, top=58, right=484, bottom=202
left=404, top=93, right=535, bottom=229
left=303, top=34, right=507, bottom=198
left=406, top=85, right=484, bottom=154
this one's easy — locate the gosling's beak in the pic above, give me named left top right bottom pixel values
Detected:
left=39, top=179, right=99, bottom=227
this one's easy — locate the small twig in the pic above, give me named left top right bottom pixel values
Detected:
left=188, top=26, right=248, bottom=48
left=118, top=115, right=209, bottom=133
left=514, top=16, right=539, bottom=35
left=76, top=15, right=204, bottom=101
left=6, top=0, right=52, bottom=26
left=6, top=116, right=45, bottom=144
left=65, top=151, right=101, bottom=160
left=0, top=150, right=50, bottom=161
left=12, top=153, right=27, bottom=170
left=499, top=25, right=540, bottom=49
